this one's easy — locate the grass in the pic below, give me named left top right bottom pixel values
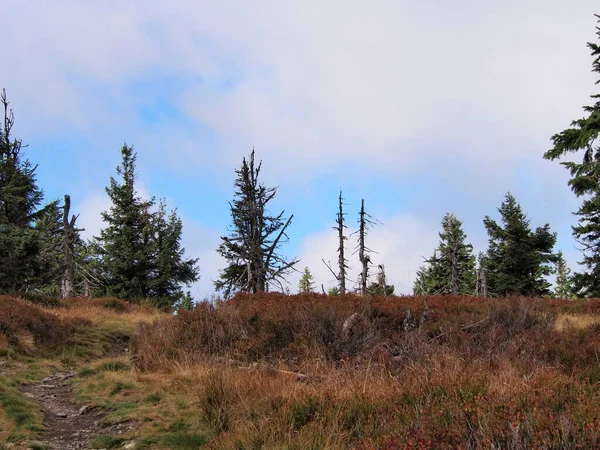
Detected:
left=91, top=434, right=127, bottom=449
left=0, top=295, right=164, bottom=447
left=0, top=383, right=41, bottom=443
left=2, top=293, right=600, bottom=448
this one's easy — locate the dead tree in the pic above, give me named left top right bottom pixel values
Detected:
left=323, top=191, right=350, bottom=294
left=355, top=199, right=377, bottom=296
left=61, top=194, right=83, bottom=298
left=476, top=259, right=488, bottom=298
left=378, top=264, right=388, bottom=298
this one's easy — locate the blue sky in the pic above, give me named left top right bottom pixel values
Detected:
left=3, top=1, right=599, bottom=297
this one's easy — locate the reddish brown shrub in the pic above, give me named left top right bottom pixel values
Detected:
left=0, top=295, right=79, bottom=353
left=132, top=293, right=600, bottom=377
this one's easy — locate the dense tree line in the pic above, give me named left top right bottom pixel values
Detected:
left=0, top=93, right=198, bottom=310
left=2, top=15, right=600, bottom=302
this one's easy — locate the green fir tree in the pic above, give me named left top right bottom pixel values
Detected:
left=413, top=213, right=475, bottom=295
left=554, top=251, right=574, bottom=299
left=544, top=15, right=600, bottom=297
left=298, top=267, right=315, bottom=293
left=98, top=144, right=155, bottom=301
left=483, top=192, right=556, bottom=297
left=0, top=89, right=44, bottom=293
left=147, top=200, right=199, bottom=309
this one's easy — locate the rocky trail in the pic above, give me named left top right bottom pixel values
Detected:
left=16, top=339, right=136, bottom=450
left=18, top=372, right=135, bottom=450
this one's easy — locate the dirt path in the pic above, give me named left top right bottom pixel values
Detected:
left=20, top=372, right=136, bottom=450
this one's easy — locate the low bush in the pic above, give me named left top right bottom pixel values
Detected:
left=0, top=296, right=80, bottom=354
left=132, top=293, right=598, bottom=376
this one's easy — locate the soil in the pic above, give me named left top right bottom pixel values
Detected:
left=18, top=340, right=136, bottom=450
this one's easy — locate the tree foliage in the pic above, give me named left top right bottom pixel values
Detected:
left=216, top=149, right=298, bottom=297
left=413, top=213, right=475, bottom=295
left=483, top=192, right=556, bottom=297
left=0, top=89, right=44, bottom=293
left=553, top=251, right=574, bottom=299
left=544, top=15, right=600, bottom=297
left=298, top=266, right=315, bottom=293
left=98, top=145, right=198, bottom=308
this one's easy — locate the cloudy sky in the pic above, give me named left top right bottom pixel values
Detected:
left=4, top=1, right=599, bottom=297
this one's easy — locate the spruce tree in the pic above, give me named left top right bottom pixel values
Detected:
left=216, top=149, right=298, bottom=297
left=368, top=266, right=395, bottom=296
left=98, top=144, right=154, bottom=301
left=298, top=266, right=315, bottom=293
left=412, top=213, right=475, bottom=295
left=554, top=251, right=574, bottom=299
left=147, top=200, right=199, bottom=309
left=483, top=192, right=556, bottom=297
left=544, top=15, right=600, bottom=297
left=33, top=200, right=64, bottom=294
left=0, top=89, right=44, bottom=292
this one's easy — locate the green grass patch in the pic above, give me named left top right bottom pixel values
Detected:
left=91, top=434, right=127, bottom=449
left=98, top=360, right=130, bottom=372
left=143, top=393, right=163, bottom=404
left=160, top=431, right=209, bottom=449
left=0, top=384, right=42, bottom=439
left=109, top=382, right=134, bottom=397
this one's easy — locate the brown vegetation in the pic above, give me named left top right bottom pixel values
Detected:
left=131, top=293, right=600, bottom=449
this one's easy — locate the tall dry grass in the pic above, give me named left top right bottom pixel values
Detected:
left=130, top=293, right=600, bottom=448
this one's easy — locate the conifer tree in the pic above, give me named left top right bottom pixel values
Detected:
left=34, top=200, right=64, bottom=294
left=368, top=265, right=395, bottom=296
left=483, top=192, right=556, bottom=297
left=544, top=15, right=600, bottom=297
left=0, top=89, right=44, bottom=292
left=412, top=214, right=475, bottom=295
left=98, top=144, right=155, bottom=301
left=216, top=149, right=298, bottom=297
left=147, top=200, right=199, bottom=309
left=298, top=267, right=315, bottom=293
left=554, top=251, right=574, bottom=299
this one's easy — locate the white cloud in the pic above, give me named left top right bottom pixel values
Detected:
left=179, top=217, right=225, bottom=300
left=4, top=1, right=599, bottom=176
left=74, top=192, right=111, bottom=241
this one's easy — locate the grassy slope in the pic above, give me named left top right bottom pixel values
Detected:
left=1, top=294, right=600, bottom=449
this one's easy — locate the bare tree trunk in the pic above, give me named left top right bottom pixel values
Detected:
left=451, top=247, right=459, bottom=295
left=476, top=262, right=488, bottom=298
left=336, top=191, right=347, bottom=295
left=379, top=264, right=387, bottom=297
left=61, top=195, right=77, bottom=299
left=358, top=200, right=368, bottom=296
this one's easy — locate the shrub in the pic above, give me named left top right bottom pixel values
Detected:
left=0, top=295, right=78, bottom=354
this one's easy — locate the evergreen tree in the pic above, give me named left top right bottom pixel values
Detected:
left=544, top=15, right=600, bottom=297
left=177, top=291, right=194, bottom=312
left=368, top=270, right=395, bottom=296
left=147, top=200, right=199, bottom=309
left=328, top=286, right=340, bottom=296
left=412, top=213, right=475, bottom=295
left=554, top=251, right=574, bottom=299
left=33, top=200, right=64, bottom=294
left=215, top=149, right=298, bottom=297
left=98, top=144, right=155, bottom=301
left=298, top=266, right=315, bottom=293
left=483, top=192, right=556, bottom=297
left=0, top=89, right=44, bottom=292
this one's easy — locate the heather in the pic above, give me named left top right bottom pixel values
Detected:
left=128, top=293, right=600, bottom=448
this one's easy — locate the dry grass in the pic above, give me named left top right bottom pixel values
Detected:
left=3, top=293, right=600, bottom=448
left=555, top=313, right=600, bottom=331
left=128, top=293, right=600, bottom=448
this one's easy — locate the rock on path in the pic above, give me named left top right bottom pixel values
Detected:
left=19, top=372, right=135, bottom=449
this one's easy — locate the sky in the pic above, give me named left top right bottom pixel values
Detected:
left=3, top=1, right=599, bottom=298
